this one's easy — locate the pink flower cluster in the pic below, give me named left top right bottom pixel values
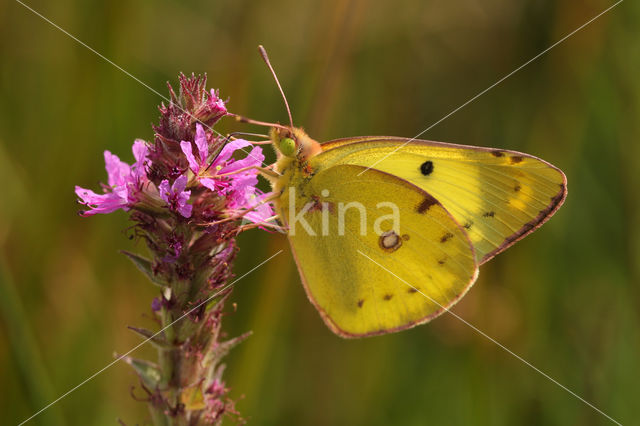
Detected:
left=75, top=74, right=265, bottom=424
left=75, top=93, right=273, bottom=225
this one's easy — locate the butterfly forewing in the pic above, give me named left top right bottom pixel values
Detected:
left=317, top=138, right=567, bottom=264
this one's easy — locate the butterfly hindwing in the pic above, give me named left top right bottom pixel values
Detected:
left=279, top=164, right=478, bottom=337
left=316, top=138, right=567, bottom=264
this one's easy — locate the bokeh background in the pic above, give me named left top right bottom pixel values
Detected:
left=1, top=0, right=638, bottom=424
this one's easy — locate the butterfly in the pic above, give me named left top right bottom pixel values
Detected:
left=251, top=46, right=567, bottom=338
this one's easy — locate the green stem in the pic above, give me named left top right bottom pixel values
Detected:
left=158, top=305, right=177, bottom=424
left=149, top=405, right=170, bottom=426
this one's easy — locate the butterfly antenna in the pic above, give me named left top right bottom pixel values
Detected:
left=232, top=113, right=289, bottom=130
left=258, top=45, right=294, bottom=130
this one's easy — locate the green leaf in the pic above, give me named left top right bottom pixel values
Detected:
left=127, top=326, right=174, bottom=349
left=121, top=251, right=165, bottom=286
left=121, top=355, right=163, bottom=389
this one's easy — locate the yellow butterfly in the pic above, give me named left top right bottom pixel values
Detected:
left=252, top=47, right=567, bottom=338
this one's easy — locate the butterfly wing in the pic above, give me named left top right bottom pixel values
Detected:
left=315, top=137, right=567, bottom=264
left=280, top=164, right=478, bottom=337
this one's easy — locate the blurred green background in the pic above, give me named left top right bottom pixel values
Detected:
left=1, top=0, right=638, bottom=424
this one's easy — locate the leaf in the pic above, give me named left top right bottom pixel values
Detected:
left=180, top=386, right=206, bottom=411
left=127, top=326, right=174, bottom=349
left=121, top=355, right=163, bottom=389
left=215, top=331, right=252, bottom=359
left=204, top=331, right=252, bottom=366
left=121, top=251, right=165, bottom=286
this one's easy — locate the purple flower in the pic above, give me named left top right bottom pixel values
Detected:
left=75, top=140, right=151, bottom=216
left=179, top=124, right=274, bottom=224
left=151, top=297, right=162, bottom=312
left=205, top=89, right=227, bottom=120
left=180, top=124, right=214, bottom=187
left=211, top=140, right=264, bottom=195
left=104, top=151, right=131, bottom=187
left=180, top=123, right=265, bottom=195
left=159, top=175, right=192, bottom=218
left=162, top=233, right=184, bottom=262
left=75, top=76, right=264, bottom=425
left=74, top=187, right=129, bottom=216
left=131, top=139, right=150, bottom=180
left=205, top=379, right=226, bottom=398
left=232, top=186, right=274, bottom=225
left=244, top=194, right=274, bottom=224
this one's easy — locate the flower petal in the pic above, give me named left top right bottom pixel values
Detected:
left=75, top=185, right=128, bottom=216
left=227, top=173, right=258, bottom=197
left=177, top=193, right=192, bottom=218
left=172, top=175, right=188, bottom=193
left=243, top=204, right=274, bottom=224
left=242, top=192, right=274, bottom=224
left=180, top=141, right=201, bottom=174
left=158, top=179, right=171, bottom=204
left=194, top=123, right=209, bottom=164
left=208, top=89, right=227, bottom=113
left=132, top=139, right=149, bottom=164
left=132, top=140, right=150, bottom=180
left=200, top=177, right=219, bottom=192
left=220, top=146, right=264, bottom=174
left=212, top=139, right=253, bottom=166
left=104, top=151, right=131, bottom=187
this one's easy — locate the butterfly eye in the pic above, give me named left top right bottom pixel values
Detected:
left=279, top=137, right=296, bottom=157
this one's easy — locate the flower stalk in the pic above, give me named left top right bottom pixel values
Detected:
left=76, top=73, right=274, bottom=424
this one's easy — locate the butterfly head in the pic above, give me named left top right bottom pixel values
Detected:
left=271, top=126, right=322, bottom=161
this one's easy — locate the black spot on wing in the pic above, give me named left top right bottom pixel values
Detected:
left=463, top=221, right=473, bottom=230
left=514, top=184, right=521, bottom=192
left=491, top=150, right=505, bottom=157
left=357, top=299, right=364, bottom=308
left=440, top=232, right=454, bottom=243
left=407, top=287, right=418, bottom=294
left=483, top=211, right=495, bottom=218
left=420, top=160, right=434, bottom=176
left=416, top=195, right=438, bottom=214
left=510, top=156, right=524, bottom=164
left=383, top=294, right=393, bottom=301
